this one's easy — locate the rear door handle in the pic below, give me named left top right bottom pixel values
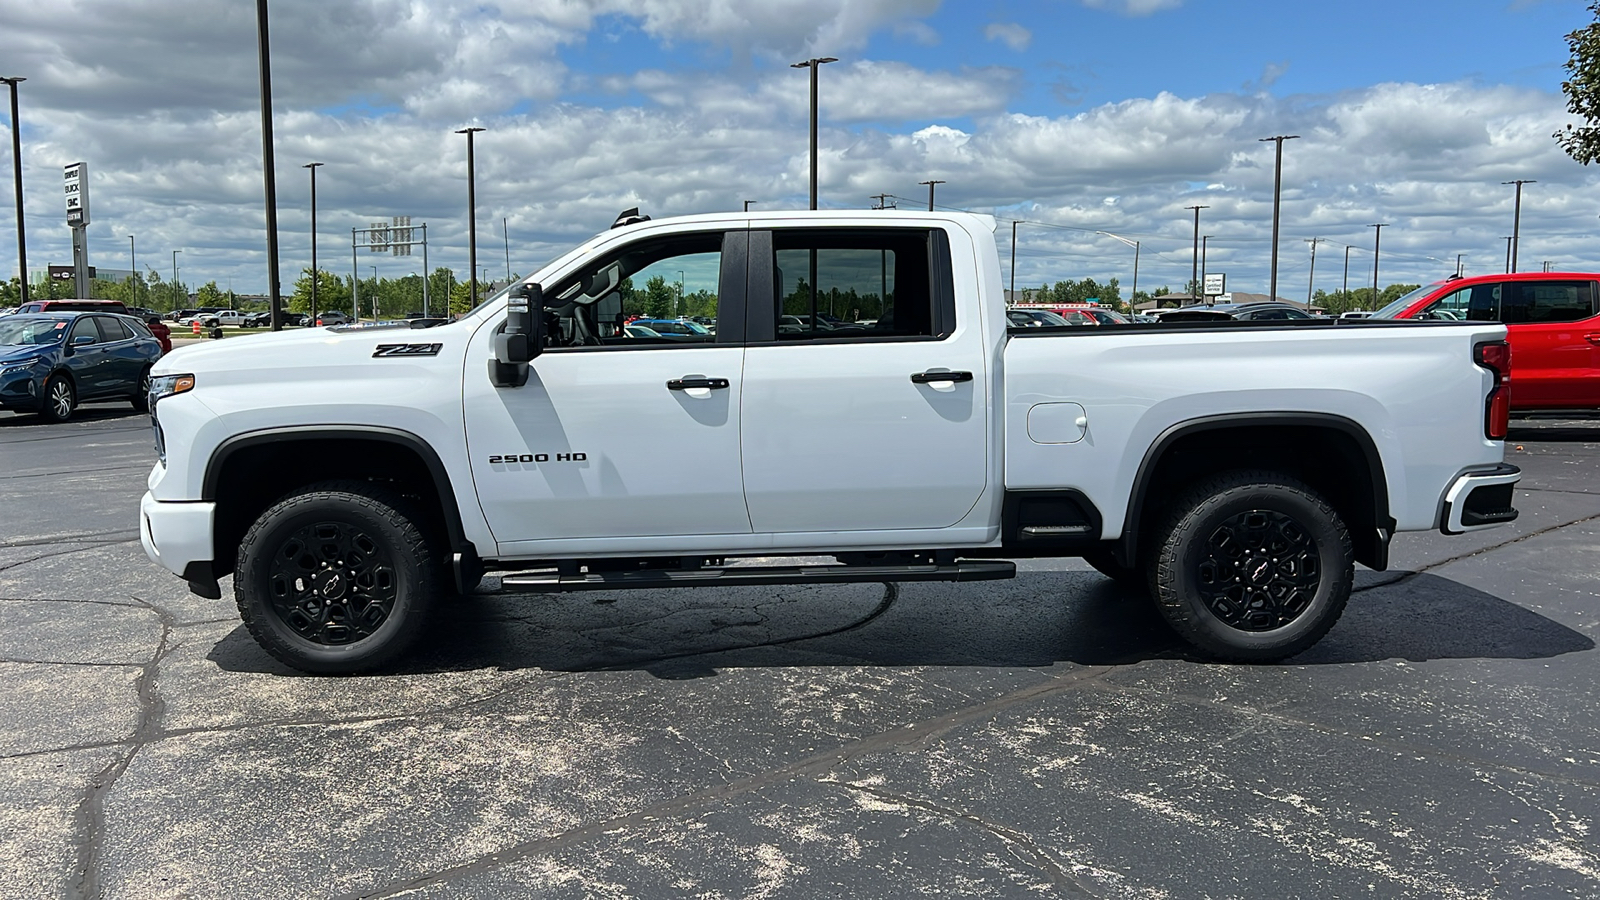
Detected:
left=667, top=377, right=730, bottom=391
left=911, top=370, right=973, bottom=384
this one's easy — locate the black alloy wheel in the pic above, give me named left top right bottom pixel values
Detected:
left=235, top=481, right=438, bottom=673
left=1149, top=470, right=1353, bottom=662
left=1193, top=509, right=1319, bottom=631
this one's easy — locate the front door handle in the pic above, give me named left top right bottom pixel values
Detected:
left=667, top=377, right=730, bottom=391
left=1585, top=333, right=1600, bottom=346
left=911, top=370, right=973, bottom=384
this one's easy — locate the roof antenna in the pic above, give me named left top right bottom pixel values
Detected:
left=611, top=207, right=651, bottom=229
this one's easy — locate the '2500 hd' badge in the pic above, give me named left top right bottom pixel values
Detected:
left=372, top=342, right=443, bottom=358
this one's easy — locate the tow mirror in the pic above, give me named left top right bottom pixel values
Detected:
left=490, top=282, right=543, bottom=387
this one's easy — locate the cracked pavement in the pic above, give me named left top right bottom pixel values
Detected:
left=1, top=406, right=1598, bottom=898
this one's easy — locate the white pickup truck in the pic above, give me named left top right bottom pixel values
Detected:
left=139, top=210, right=1521, bottom=673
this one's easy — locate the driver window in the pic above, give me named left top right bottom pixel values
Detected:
left=69, top=318, right=99, bottom=344
left=542, top=232, right=722, bottom=349
left=1418, top=287, right=1471, bottom=320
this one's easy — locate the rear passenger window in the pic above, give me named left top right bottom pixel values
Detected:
left=770, top=228, right=953, bottom=341
left=95, top=317, right=132, bottom=342
left=1503, top=281, right=1596, bottom=324
left=68, top=318, right=99, bottom=344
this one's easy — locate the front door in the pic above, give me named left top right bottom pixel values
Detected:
left=464, top=229, right=753, bottom=549
left=739, top=226, right=990, bottom=534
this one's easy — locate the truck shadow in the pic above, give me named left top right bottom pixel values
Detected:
left=208, top=571, right=1591, bottom=677
left=1507, top=413, right=1600, bottom=443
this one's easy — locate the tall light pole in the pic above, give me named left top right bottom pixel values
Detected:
left=676, top=269, right=685, bottom=318
left=1098, top=231, right=1140, bottom=313
left=791, top=57, right=838, bottom=210
left=1342, top=245, right=1350, bottom=296
left=1185, top=205, right=1208, bottom=303
left=1456, top=254, right=1464, bottom=277
left=302, top=162, right=322, bottom=323
left=171, top=250, right=182, bottom=310
left=743, top=200, right=756, bottom=212
left=502, top=216, right=510, bottom=281
left=456, top=126, right=486, bottom=307
left=1370, top=224, right=1387, bottom=306
left=1502, top=179, right=1535, bottom=273
left=1504, top=236, right=1514, bottom=274
left=1304, top=237, right=1322, bottom=310
left=1010, top=221, right=1021, bottom=301
left=127, top=235, right=136, bottom=304
left=254, top=0, right=284, bottom=330
left=2, top=77, right=27, bottom=305
left=1200, top=235, right=1211, bottom=301
left=919, top=179, right=945, bottom=211
left=1259, top=135, right=1300, bottom=304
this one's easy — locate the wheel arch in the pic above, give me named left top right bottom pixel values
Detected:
left=1117, top=413, right=1393, bottom=571
left=201, top=426, right=475, bottom=581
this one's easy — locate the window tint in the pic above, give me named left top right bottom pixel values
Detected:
left=95, top=317, right=132, bottom=342
left=1504, top=281, right=1596, bottom=324
left=68, top=318, right=99, bottom=344
left=542, top=232, right=723, bottom=348
left=771, top=228, right=944, bottom=341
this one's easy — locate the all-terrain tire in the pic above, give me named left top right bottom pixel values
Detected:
left=1148, top=469, right=1353, bottom=662
left=235, top=480, right=440, bottom=674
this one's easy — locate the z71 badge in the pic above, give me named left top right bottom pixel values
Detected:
left=372, top=342, right=443, bottom=358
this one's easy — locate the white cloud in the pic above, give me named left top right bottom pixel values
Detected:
left=1079, top=0, right=1186, bottom=16
left=984, top=23, right=1033, bottom=51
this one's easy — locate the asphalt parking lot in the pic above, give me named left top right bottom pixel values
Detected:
left=1, top=404, right=1597, bottom=899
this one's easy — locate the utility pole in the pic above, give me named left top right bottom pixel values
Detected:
left=1259, top=134, right=1300, bottom=306
left=1456, top=253, right=1464, bottom=277
left=303, top=162, right=322, bottom=322
left=1200, top=235, right=1211, bottom=301
left=870, top=193, right=895, bottom=210
left=502, top=216, right=510, bottom=281
left=1, top=77, right=26, bottom=305
left=1342, top=245, right=1350, bottom=296
left=1504, top=236, right=1513, bottom=274
left=1370, top=224, right=1388, bottom=307
left=1305, top=237, right=1322, bottom=310
left=255, top=0, right=283, bottom=330
left=791, top=57, right=838, bottom=210
left=171, top=250, right=181, bottom=310
left=456, top=126, right=486, bottom=308
left=1185, top=205, right=1208, bottom=303
left=1502, top=180, right=1535, bottom=274
left=918, top=179, right=944, bottom=211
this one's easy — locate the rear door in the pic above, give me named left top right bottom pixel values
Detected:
left=1502, top=280, right=1600, bottom=408
left=738, top=225, right=989, bottom=534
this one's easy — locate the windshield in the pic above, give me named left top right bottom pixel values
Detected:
left=0, top=318, right=66, bottom=345
left=1371, top=283, right=1443, bottom=319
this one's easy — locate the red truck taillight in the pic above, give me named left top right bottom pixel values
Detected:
left=1474, top=340, right=1510, bottom=440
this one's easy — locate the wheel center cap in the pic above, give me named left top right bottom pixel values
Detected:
left=316, top=571, right=348, bottom=600
left=1249, top=559, right=1274, bottom=584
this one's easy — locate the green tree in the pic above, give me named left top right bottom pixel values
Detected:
left=290, top=268, right=353, bottom=316
left=195, top=281, right=228, bottom=308
left=1557, top=3, right=1600, bottom=164
left=643, top=275, right=675, bottom=319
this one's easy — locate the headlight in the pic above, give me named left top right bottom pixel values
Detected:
left=149, top=374, right=195, bottom=464
left=0, top=361, right=39, bottom=377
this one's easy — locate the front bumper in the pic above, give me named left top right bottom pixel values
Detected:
left=1439, top=464, right=1521, bottom=535
left=140, top=491, right=218, bottom=592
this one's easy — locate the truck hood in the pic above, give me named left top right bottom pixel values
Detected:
left=151, top=319, right=467, bottom=381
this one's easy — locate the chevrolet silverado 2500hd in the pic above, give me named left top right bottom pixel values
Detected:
left=139, top=210, right=1521, bottom=673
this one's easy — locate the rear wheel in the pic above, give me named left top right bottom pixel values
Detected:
left=40, top=375, right=76, bottom=423
left=235, top=481, right=439, bottom=674
left=1149, top=470, right=1353, bottom=662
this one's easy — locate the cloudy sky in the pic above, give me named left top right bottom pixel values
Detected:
left=0, top=0, right=1595, bottom=298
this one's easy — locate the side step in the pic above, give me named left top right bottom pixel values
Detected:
left=498, top=560, right=1016, bottom=593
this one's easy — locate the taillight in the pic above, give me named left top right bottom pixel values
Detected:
left=1474, top=340, right=1510, bottom=440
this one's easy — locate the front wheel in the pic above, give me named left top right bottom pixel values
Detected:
left=1149, top=470, right=1353, bottom=662
left=235, top=481, right=439, bottom=674
left=40, top=375, right=76, bottom=423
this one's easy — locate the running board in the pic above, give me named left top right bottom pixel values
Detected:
left=497, top=560, right=1016, bottom=593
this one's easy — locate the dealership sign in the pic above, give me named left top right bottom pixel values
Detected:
left=64, top=162, right=90, bottom=226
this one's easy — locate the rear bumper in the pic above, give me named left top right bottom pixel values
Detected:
left=140, top=491, right=216, bottom=585
left=1439, top=464, right=1521, bottom=535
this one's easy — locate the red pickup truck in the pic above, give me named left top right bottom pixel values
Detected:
left=1375, top=272, right=1599, bottom=410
